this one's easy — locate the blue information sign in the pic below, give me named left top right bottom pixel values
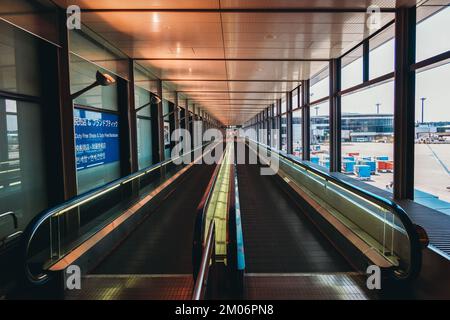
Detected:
left=74, top=108, right=120, bottom=171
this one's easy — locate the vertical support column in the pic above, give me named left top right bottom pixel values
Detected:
left=302, top=80, right=311, bottom=161
left=128, top=59, right=138, bottom=173
left=56, top=10, right=77, bottom=199
left=118, top=58, right=137, bottom=175
left=329, top=59, right=341, bottom=172
left=185, top=99, right=189, bottom=134
left=156, top=79, right=165, bottom=162
left=394, top=7, right=416, bottom=200
left=276, top=99, right=281, bottom=150
left=174, top=91, right=180, bottom=131
left=363, top=40, right=370, bottom=83
left=118, top=77, right=132, bottom=176
left=287, top=91, right=293, bottom=154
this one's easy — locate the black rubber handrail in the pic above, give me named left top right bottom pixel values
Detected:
left=21, top=143, right=209, bottom=285
left=247, top=138, right=425, bottom=281
left=0, top=211, right=18, bottom=230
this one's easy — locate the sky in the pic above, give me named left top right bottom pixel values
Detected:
left=310, top=6, right=449, bottom=123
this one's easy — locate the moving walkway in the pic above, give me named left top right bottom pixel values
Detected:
left=16, top=144, right=221, bottom=300
left=193, top=137, right=427, bottom=300
left=14, top=137, right=426, bottom=300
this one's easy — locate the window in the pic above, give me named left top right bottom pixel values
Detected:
left=70, top=58, right=121, bottom=194
left=310, top=67, right=329, bottom=102
left=369, top=25, right=395, bottom=79
left=0, top=99, right=48, bottom=238
left=310, top=101, right=330, bottom=167
left=0, top=21, right=42, bottom=96
left=281, top=114, right=287, bottom=152
left=271, top=114, right=279, bottom=149
left=70, top=54, right=119, bottom=111
left=0, top=20, right=49, bottom=240
left=163, top=99, right=172, bottom=160
left=292, top=109, right=302, bottom=158
left=135, top=86, right=153, bottom=170
left=281, top=96, right=287, bottom=114
left=413, top=5, right=450, bottom=213
left=292, top=88, right=300, bottom=110
left=414, top=62, right=450, bottom=209
left=341, top=80, right=395, bottom=190
left=341, top=46, right=363, bottom=90
left=416, top=6, right=450, bottom=63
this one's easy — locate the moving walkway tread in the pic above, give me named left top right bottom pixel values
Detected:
left=91, top=164, right=216, bottom=275
left=236, top=154, right=352, bottom=273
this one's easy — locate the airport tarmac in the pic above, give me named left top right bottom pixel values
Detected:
left=341, top=142, right=450, bottom=204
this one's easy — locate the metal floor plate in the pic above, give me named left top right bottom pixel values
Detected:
left=244, top=273, right=375, bottom=300
left=65, top=274, right=193, bottom=300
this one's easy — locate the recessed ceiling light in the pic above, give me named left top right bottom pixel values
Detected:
left=265, top=34, right=277, bottom=40
left=152, top=13, right=160, bottom=23
left=257, top=67, right=263, bottom=72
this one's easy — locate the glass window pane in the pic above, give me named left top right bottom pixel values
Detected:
left=310, top=68, right=329, bottom=102
left=281, top=96, right=287, bottom=114
left=137, top=118, right=153, bottom=170
left=292, top=109, right=302, bottom=158
left=271, top=117, right=278, bottom=148
left=134, top=63, right=159, bottom=95
left=292, top=88, right=299, bottom=110
left=414, top=63, right=450, bottom=210
left=0, top=20, right=42, bottom=96
left=69, top=29, right=129, bottom=80
left=281, top=115, right=287, bottom=152
left=417, top=6, right=450, bottom=63
left=310, top=100, right=330, bottom=167
left=70, top=54, right=119, bottom=111
left=341, top=80, right=395, bottom=191
left=1, top=0, right=59, bottom=45
left=0, top=98, right=48, bottom=239
left=369, top=25, right=395, bottom=79
left=342, top=46, right=363, bottom=90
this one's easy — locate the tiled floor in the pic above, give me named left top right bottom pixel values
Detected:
left=65, top=274, right=194, bottom=300
left=244, top=273, right=374, bottom=300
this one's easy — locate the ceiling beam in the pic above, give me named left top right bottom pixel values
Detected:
left=81, top=8, right=397, bottom=14
left=135, top=58, right=330, bottom=62
left=200, top=104, right=270, bottom=106
left=179, top=91, right=287, bottom=93
left=188, top=98, right=277, bottom=101
left=156, top=79, right=304, bottom=83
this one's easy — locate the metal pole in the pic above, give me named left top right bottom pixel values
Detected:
left=421, top=97, right=426, bottom=124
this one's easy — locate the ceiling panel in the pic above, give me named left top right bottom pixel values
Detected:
left=227, top=81, right=300, bottom=92
left=50, top=0, right=421, bottom=125
left=166, top=80, right=229, bottom=91
left=53, top=0, right=220, bottom=9
left=226, top=61, right=328, bottom=81
left=138, top=60, right=227, bottom=80
left=221, top=0, right=420, bottom=9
